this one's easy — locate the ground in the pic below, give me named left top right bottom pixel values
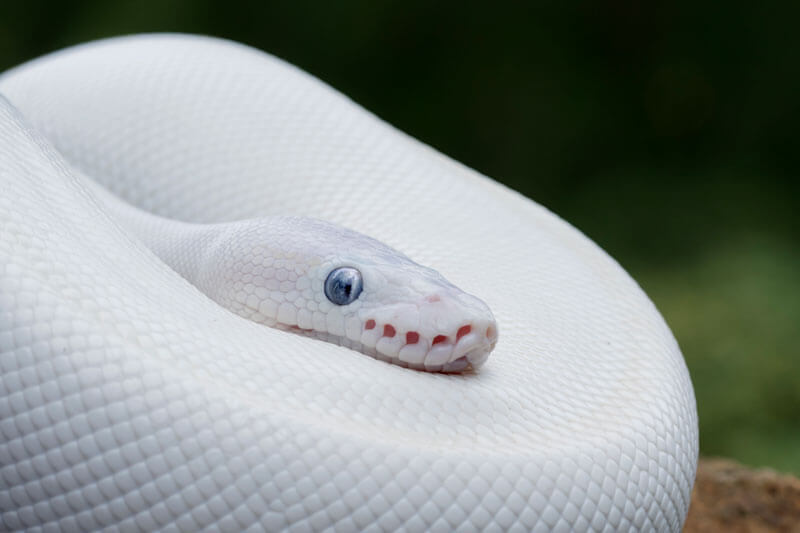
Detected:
left=684, top=458, right=800, bottom=532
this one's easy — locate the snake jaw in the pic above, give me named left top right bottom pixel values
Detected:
left=355, top=289, right=498, bottom=372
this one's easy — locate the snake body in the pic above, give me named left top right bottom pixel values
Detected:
left=0, top=35, right=698, bottom=531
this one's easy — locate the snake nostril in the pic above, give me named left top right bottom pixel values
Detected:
left=486, top=325, right=497, bottom=340
left=382, top=324, right=396, bottom=338
left=432, top=335, right=448, bottom=345
left=456, top=325, right=472, bottom=341
left=365, top=319, right=376, bottom=330
left=405, top=331, right=419, bottom=344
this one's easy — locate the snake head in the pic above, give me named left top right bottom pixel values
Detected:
left=204, top=217, right=498, bottom=372
left=337, top=261, right=499, bottom=372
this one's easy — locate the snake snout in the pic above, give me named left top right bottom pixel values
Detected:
left=415, top=291, right=498, bottom=372
left=405, top=316, right=498, bottom=372
left=440, top=317, right=498, bottom=372
left=357, top=310, right=498, bottom=372
left=355, top=284, right=497, bottom=372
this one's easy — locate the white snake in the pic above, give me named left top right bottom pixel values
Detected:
left=0, top=34, right=698, bottom=531
left=86, top=174, right=498, bottom=373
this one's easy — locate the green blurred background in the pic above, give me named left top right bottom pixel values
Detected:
left=1, top=1, right=797, bottom=473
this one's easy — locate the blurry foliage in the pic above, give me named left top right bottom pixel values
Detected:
left=1, top=1, right=798, bottom=472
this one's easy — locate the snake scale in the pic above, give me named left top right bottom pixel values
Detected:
left=0, top=34, right=698, bottom=531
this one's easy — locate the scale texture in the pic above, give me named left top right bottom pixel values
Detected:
left=0, top=35, right=698, bottom=532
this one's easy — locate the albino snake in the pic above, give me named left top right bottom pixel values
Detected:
left=0, top=34, right=698, bottom=531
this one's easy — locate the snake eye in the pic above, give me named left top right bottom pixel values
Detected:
left=324, top=267, right=363, bottom=305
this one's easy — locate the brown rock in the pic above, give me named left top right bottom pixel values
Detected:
left=684, top=458, right=800, bottom=532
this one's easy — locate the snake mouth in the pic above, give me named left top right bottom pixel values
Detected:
left=283, top=318, right=497, bottom=372
left=356, top=318, right=498, bottom=372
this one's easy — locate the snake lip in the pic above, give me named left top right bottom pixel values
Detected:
left=388, top=318, right=498, bottom=372
left=286, top=314, right=497, bottom=373
left=441, top=356, right=470, bottom=373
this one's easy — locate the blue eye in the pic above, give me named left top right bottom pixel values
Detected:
left=324, top=267, right=363, bottom=305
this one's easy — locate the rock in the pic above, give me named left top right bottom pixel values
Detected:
left=684, top=458, right=800, bottom=532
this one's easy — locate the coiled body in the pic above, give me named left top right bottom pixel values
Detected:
left=0, top=35, right=698, bottom=531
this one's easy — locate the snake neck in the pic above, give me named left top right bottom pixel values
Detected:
left=80, top=175, right=225, bottom=286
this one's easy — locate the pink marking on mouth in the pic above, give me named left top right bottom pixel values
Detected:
left=456, top=325, right=472, bottom=341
